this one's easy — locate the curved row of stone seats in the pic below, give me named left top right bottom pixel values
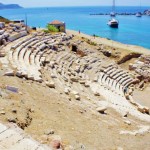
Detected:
left=44, top=51, right=67, bottom=83
left=11, top=36, right=37, bottom=50
left=31, top=36, right=51, bottom=48
left=46, top=51, right=56, bottom=63
left=16, top=37, right=56, bottom=73
left=54, top=53, right=70, bottom=77
left=113, top=71, right=125, bottom=80
left=98, top=73, right=122, bottom=95
left=28, top=35, right=64, bottom=78
left=98, top=65, right=134, bottom=96
left=55, top=52, right=68, bottom=64
left=45, top=51, right=79, bottom=83
left=35, top=49, right=48, bottom=68
left=9, top=36, right=48, bottom=81
left=40, top=50, right=50, bottom=63
left=7, top=33, right=72, bottom=82
left=24, top=43, right=50, bottom=81
left=61, top=55, right=77, bottom=82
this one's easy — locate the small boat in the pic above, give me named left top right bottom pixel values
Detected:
left=107, top=18, right=119, bottom=28
left=136, top=12, right=142, bottom=17
left=110, top=0, right=116, bottom=17
left=136, top=1, right=142, bottom=17
left=110, top=12, right=116, bottom=17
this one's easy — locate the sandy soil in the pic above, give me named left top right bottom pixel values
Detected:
left=0, top=76, right=150, bottom=150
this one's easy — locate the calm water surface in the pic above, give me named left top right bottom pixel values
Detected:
left=0, top=6, right=150, bottom=49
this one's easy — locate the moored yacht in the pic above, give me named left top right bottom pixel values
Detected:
left=107, top=18, right=119, bottom=28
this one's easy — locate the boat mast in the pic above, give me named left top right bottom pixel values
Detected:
left=140, top=0, right=141, bottom=12
left=112, top=0, right=115, bottom=13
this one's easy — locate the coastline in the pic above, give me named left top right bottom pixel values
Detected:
left=67, top=29, right=150, bottom=55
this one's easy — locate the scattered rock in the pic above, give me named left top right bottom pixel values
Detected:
left=44, top=129, right=55, bottom=135
left=122, top=112, right=129, bottom=118
left=7, top=117, right=17, bottom=123
left=84, top=82, right=90, bottom=87
left=51, top=73, right=57, bottom=78
left=64, top=88, right=70, bottom=95
left=124, top=120, right=131, bottom=125
left=29, top=108, right=34, bottom=113
left=57, top=69, right=61, bottom=74
left=6, top=85, right=19, bottom=93
left=94, top=91, right=100, bottom=96
left=96, top=106, right=107, bottom=114
left=50, top=135, right=62, bottom=149
left=0, top=111, right=5, bottom=115
left=75, top=95, right=80, bottom=100
left=46, top=81, right=55, bottom=88
left=12, top=109, right=17, bottom=113
left=51, top=140, right=61, bottom=149
left=79, top=80, right=86, bottom=84
left=72, top=91, right=79, bottom=95
left=70, top=77, right=78, bottom=82
left=93, top=77, right=98, bottom=82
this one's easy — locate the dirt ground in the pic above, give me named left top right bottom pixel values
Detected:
left=0, top=75, right=150, bottom=150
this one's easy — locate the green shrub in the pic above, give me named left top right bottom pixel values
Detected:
left=95, top=35, right=100, bottom=37
left=46, top=24, right=59, bottom=32
left=43, top=29, right=50, bottom=33
left=86, top=39, right=97, bottom=46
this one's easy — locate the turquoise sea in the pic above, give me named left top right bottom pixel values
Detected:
left=0, top=6, right=150, bottom=49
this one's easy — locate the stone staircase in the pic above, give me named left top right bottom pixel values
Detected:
left=0, top=123, right=51, bottom=150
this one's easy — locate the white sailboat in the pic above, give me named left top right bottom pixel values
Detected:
left=108, top=0, right=119, bottom=28
left=110, top=0, right=116, bottom=17
left=136, top=1, right=142, bottom=17
left=136, top=12, right=142, bottom=17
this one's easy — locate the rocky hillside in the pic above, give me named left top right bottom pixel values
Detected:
left=0, top=16, right=11, bottom=23
left=0, top=2, right=22, bottom=9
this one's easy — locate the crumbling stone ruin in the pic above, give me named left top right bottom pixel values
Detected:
left=129, top=55, right=150, bottom=82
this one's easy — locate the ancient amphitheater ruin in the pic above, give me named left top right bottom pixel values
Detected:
left=0, top=21, right=150, bottom=149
